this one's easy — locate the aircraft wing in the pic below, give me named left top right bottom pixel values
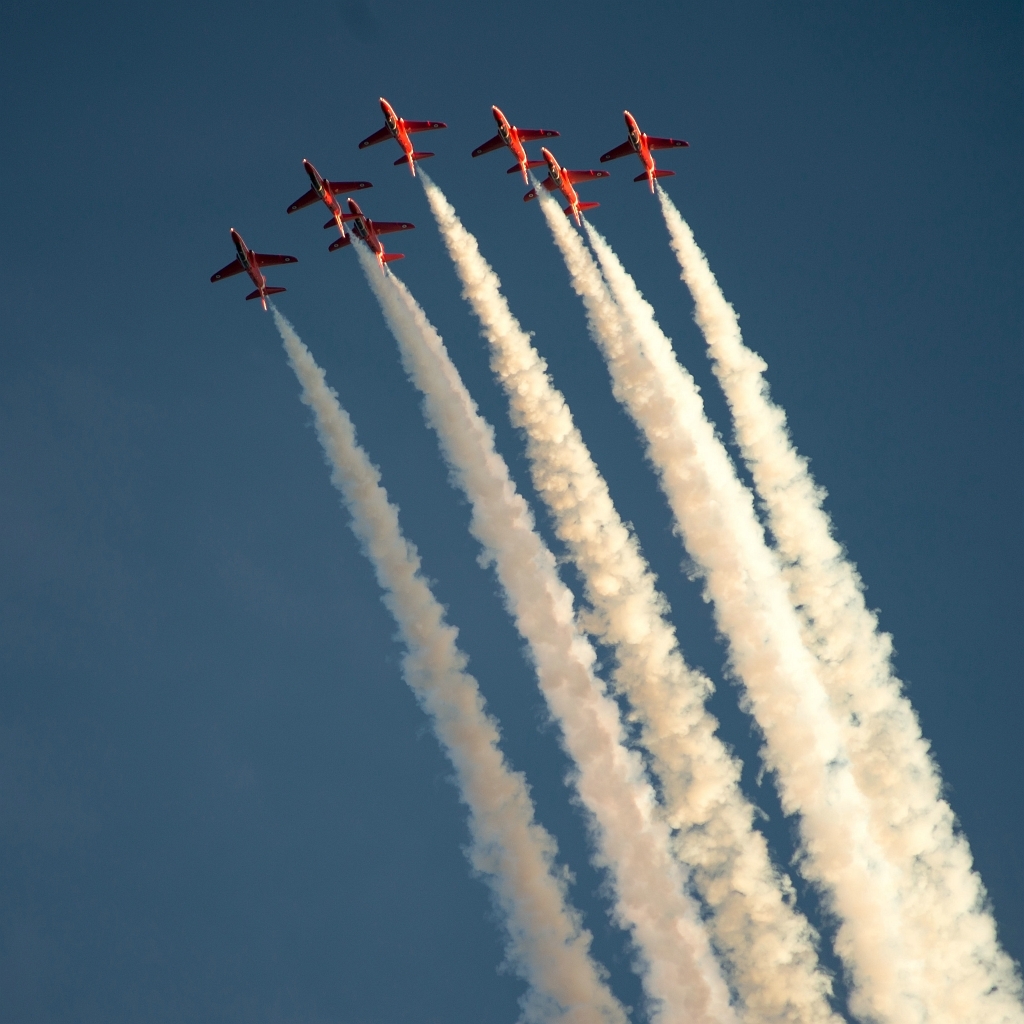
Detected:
left=287, top=189, right=319, bottom=214
left=329, top=180, right=373, bottom=194
left=647, top=136, right=689, bottom=150
left=211, top=259, right=244, bottom=282
left=254, top=253, right=298, bottom=268
left=404, top=120, right=447, bottom=134
left=600, top=140, right=634, bottom=162
left=359, top=125, right=392, bottom=149
left=472, top=133, right=505, bottom=157
left=566, top=169, right=610, bottom=184
left=368, top=221, right=415, bottom=235
left=516, top=129, right=559, bottom=142
left=328, top=236, right=351, bottom=252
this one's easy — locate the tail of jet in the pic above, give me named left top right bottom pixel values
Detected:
left=380, top=253, right=404, bottom=263
left=394, top=152, right=435, bottom=175
left=507, top=160, right=546, bottom=175
left=637, top=168, right=675, bottom=192
left=246, top=286, right=286, bottom=310
left=567, top=201, right=600, bottom=219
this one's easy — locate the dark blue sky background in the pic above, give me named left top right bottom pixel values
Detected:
left=1, top=2, right=1020, bottom=1022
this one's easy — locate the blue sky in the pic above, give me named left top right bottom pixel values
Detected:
left=1, top=2, right=1020, bottom=1021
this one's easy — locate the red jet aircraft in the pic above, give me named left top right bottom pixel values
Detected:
left=471, top=106, right=560, bottom=183
left=523, top=147, right=609, bottom=225
left=328, top=198, right=415, bottom=272
left=359, top=98, right=447, bottom=176
left=600, top=111, right=689, bottom=192
left=210, top=229, right=298, bottom=310
left=287, top=159, right=373, bottom=238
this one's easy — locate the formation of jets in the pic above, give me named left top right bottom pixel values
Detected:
left=211, top=101, right=688, bottom=307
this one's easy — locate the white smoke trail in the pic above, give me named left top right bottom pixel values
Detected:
left=657, top=190, right=1024, bottom=1024
left=419, top=173, right=841, bottom=1024
left=535, top=191, right=920, bottom=1024
left=350, top=242, right=738, bottom=1024
left=272, top=307, right=628, bottom=1024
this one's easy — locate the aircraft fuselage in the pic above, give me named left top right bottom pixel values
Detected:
left=304, top=159, right=346, bottom=234
left=541, top=147, right=582, bottom=224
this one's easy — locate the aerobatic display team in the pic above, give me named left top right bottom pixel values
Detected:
left=209, top=97, right=1024, bottom=1024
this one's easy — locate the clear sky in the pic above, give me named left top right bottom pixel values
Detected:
left=1, top=2, right=1020, bottom=1021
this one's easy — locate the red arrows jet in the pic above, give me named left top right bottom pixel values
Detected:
left=471, top=106, right=560, bottom=183
left=210, top=229, right=297, bottom=310
left=600, top=111, right=689, bottom=192
left=523, top=147, right=609, bottom=225
left=358, top=98, right=447, bottom=176
left=287, top=159, right=373, bottom=238
left=328, top=198, right=415, bottom=272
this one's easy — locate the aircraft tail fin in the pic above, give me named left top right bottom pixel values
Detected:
left=635, top=169, right=675, bottom=182
left=394, top=152, right=434, bottom=166
left=566, top=202, right=600, bottom=217
left=246, top=287, right=286, bottom=301
left=507, top=160, right=546, bottom=174
left=380, top=252, right=404, bottom=264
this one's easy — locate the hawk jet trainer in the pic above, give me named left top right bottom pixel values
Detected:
left=210, top=229, right=298, bottom=310
left=359, top=98, right=447, bottom=176
left=286, top=160, right=373, bottom=238
left=471, top=105, right=560, bottom=184
left=328, top=198, right=415, bottom=272
left=523, top=147, right=609, bottom=225
left=600, top=111, right=689, bottom=192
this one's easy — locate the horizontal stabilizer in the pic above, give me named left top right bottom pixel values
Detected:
left=507, top=160, right=545, bottom=174
left=246, top=287, right=286, bottom=301
left=516, top=129, right=560, bottom=143
left=329, top=236, right=352, bottom=252
left=380, top=252, right=404, bottom=263
left=328, top=180, right=373, bottom=194
left=472, top=134, right=504, bottom=158
left=635, top=169, right=675, bottom=182
left=211, top=258, right=243, bottom=283
left=324, top=217, right=341, bottom=230
left=565, top=202, right=600, bottom=216
left=359, top=125, right=392, bottom=149
left=600, top=140, right=634, bottom=162
left=394, top=152, right=434, bottom=165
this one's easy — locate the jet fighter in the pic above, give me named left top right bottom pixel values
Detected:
left=523, top=147, right=609, bottom=225
left=471, top=105, right=560, bottom=183
left=359, top=98, right=447, bottom=176
left=600, top=111, right=688, bottom=192
left=287, top=159, right=373, bottom=238
left=210, top=229, right=297, bottom=310
left=328, top=198, right=414, bottom=272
